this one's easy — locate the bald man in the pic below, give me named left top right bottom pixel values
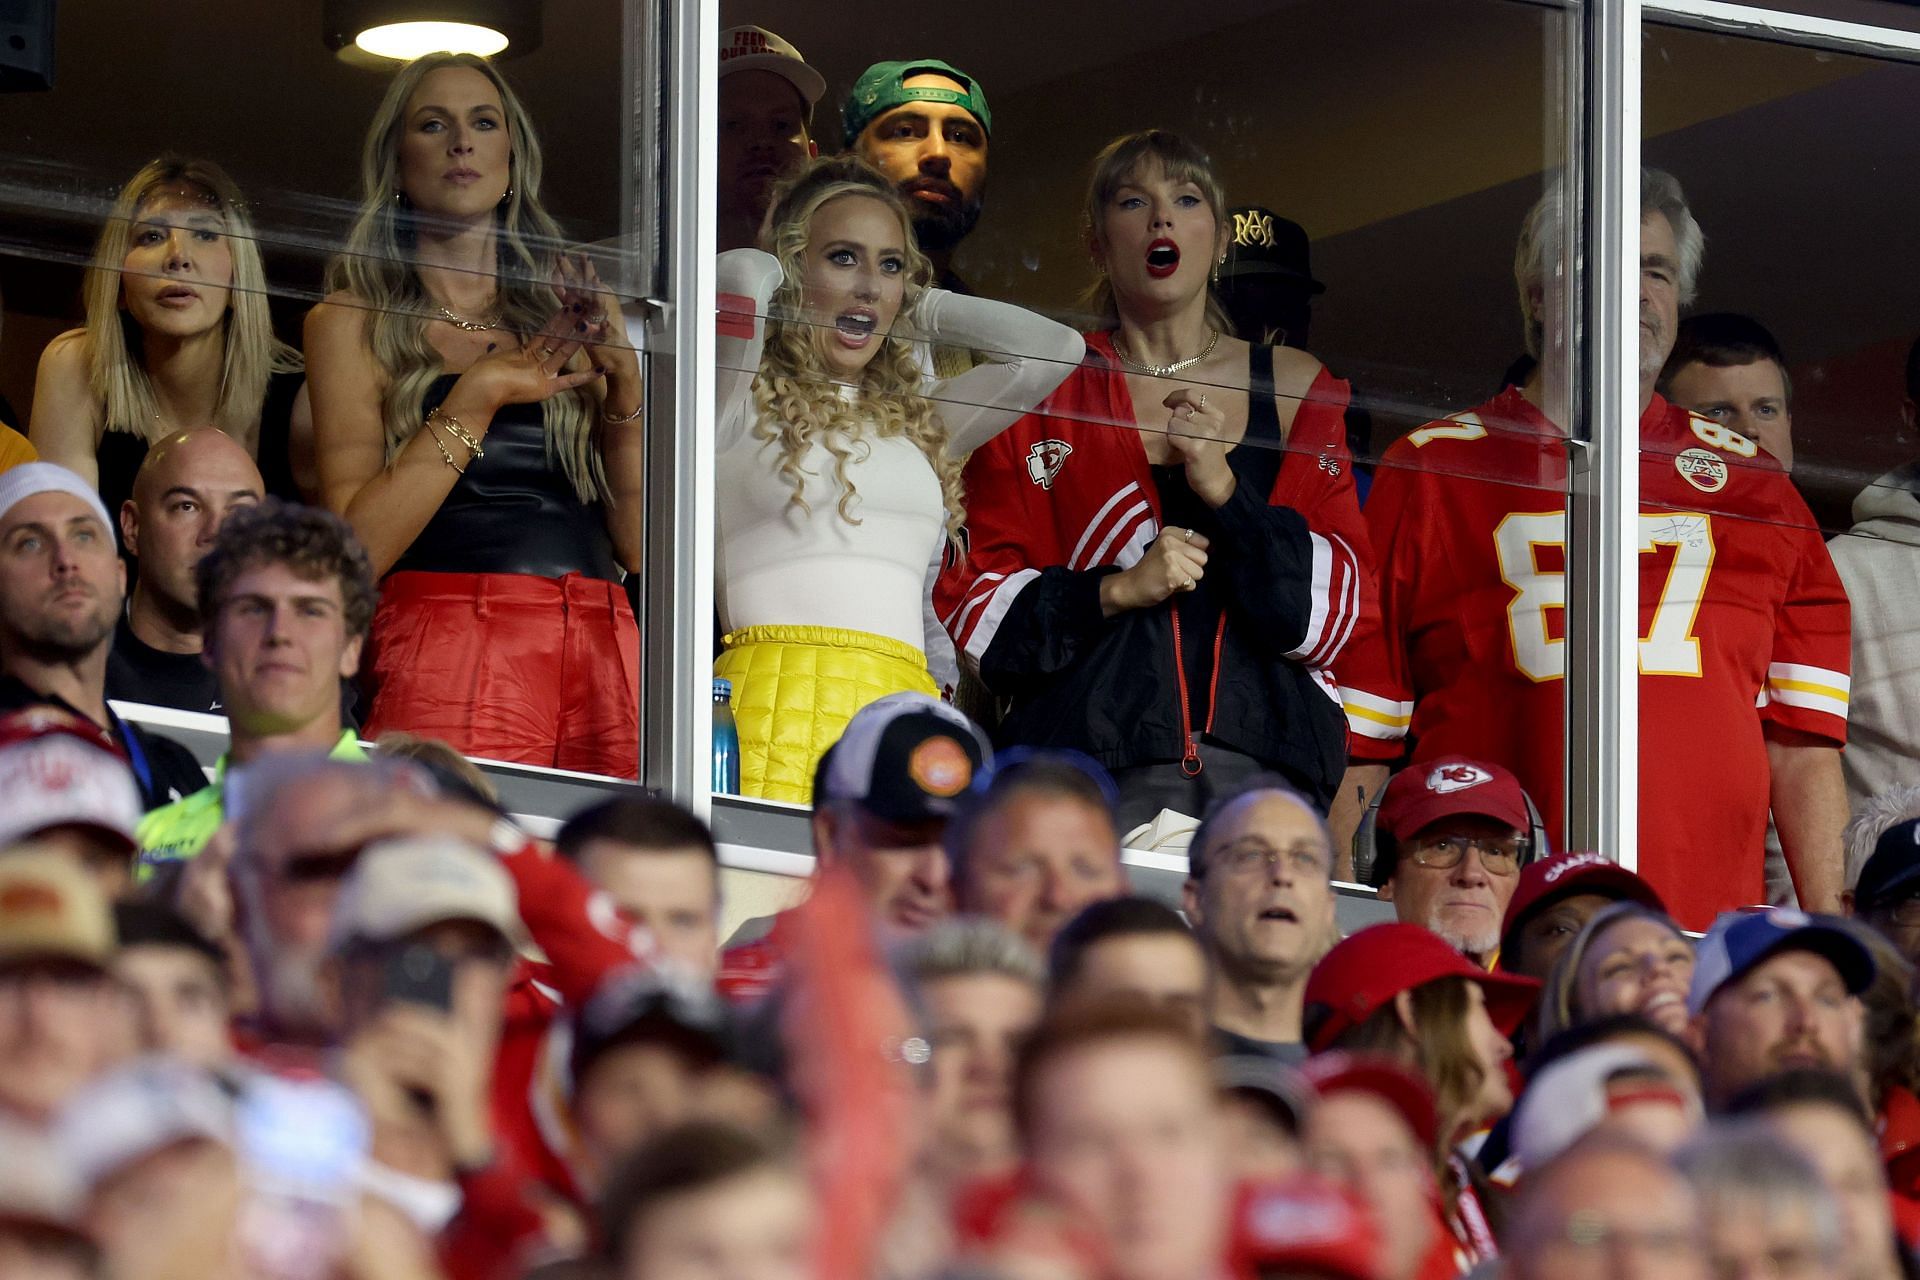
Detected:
left=1183, top=780, right=1339, bottom=1062
left=107, top=430, right=262, bottom=712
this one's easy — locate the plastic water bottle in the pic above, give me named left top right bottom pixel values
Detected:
left=712, top=678, right=741, bottom=794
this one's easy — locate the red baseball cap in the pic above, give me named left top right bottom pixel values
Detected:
left=1302, top=923, right=1541, bottom=1053
left=1498, top=850, right=1668, bottom=964
left=1297, top=1052, right=1440, bottom=1151
left=1227, top=1175, right=1385, bottom=1280
left=1376, top=756, right=1532, bottom=844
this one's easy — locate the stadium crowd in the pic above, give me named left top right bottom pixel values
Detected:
left=4, top=18, right=1920, bottom=1280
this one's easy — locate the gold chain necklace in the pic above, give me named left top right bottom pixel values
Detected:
left=1111, top=327, right=1220, bottom=378
left=434, top=302, right=502, bottom=332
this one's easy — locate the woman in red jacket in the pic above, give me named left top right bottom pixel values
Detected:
left=934, top=129, right=1375, bottom=829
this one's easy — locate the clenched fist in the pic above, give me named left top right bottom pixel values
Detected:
left=1101, top=526, right=1211, bottom=616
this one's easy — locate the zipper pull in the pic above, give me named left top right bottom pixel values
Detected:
left=1181, top=739, right=1203, bottom=778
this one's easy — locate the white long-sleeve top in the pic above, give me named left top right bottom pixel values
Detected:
left=715, top=249, right=1084, bottom=650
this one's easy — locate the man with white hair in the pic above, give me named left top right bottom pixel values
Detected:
left=1334, top=170, right=1851, bottom=931
left=0, top=462, right=206, bottom=808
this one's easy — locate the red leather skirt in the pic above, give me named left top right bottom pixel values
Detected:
left=363, top=571, right=639, bottom=778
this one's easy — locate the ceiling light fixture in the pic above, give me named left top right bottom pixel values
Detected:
left=323, top=1, right=542, bottom=64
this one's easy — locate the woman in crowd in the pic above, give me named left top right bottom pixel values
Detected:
left=1536, top=902, right=1695, bottom=1042
left=30, top=156, right=302, bottom=518
left=307, top=52, right=645, bottom=776
left=714, top=155, right=1082, bottom=801
left=934, top=129, right=1373, bottom=830
left=1304, top=923, right=1539, bottom=1269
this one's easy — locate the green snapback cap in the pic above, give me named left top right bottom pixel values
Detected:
left=842, top=58, right=992, bottom=143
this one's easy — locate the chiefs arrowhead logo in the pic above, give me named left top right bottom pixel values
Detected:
left=1026, top=439, right=1072, bottom=490
left=1427, top=762, right=1493, bottom=794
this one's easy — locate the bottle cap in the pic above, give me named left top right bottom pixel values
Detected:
left=713, top=678, right=733, bottom=699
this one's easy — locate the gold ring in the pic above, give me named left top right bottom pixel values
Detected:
left=539, top=346, right=557, bottom=360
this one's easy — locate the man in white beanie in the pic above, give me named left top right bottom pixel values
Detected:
left=0, top=462, right=204, bottom=809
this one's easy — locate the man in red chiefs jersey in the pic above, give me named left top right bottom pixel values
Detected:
left=1334, top=170, right=1850, bottom=930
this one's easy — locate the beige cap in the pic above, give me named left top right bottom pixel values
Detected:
left=718, top=25, right=826, bottom=106
left=327, top=834, right=519, bottom=953
left=0, top=847, right=113, bottom=969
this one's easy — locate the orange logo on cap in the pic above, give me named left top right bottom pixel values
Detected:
left=0, top=883, right=62, bottom=917
left=909, top=736, right=972, bottom=797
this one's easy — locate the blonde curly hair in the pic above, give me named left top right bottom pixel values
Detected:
left=750, top=157, right=964, bottom=545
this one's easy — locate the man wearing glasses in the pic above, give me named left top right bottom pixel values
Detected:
left=1373, top=756, right=1539, bottom=966
left=1183, top=779, right=1338, bottom=1062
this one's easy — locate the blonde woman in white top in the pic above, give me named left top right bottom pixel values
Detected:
left=715, top=155, right=1082, bottom=801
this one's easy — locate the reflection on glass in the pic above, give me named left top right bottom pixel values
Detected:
left=28, top=158, right=303, bottom=520
left=713, top=156, right=1081, bottom=802
left=1347, top=164, right=1852, bottom=932
left=1641, top=21, right=1920, bottom=892
left=307, top=53, right=645, bottom=778
left=936, top=129, right=1369, bottom=832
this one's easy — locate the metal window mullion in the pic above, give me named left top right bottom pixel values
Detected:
left=1643, top=0, right=1920, bottom=60
left=1565, top=0, right=1642, bottom=868
left=636, top=0, right=718, bottom=813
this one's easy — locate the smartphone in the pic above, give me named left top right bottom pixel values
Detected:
left=382, top=944, right=454, bottom=1012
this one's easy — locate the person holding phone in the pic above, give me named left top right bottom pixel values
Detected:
left=306, top=52, right=645, bottom=777
left=326, top=831, right=569, bottom=1280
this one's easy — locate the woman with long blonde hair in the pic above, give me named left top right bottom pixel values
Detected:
left=306, top=52, right=646, bottom=776
left=715, top=155, right=1082, bottom=800
left=31, top=156, right=302, bottom=519
left=934, top=130, right=1375, bottom=829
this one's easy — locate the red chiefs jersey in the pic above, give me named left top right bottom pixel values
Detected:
left=934, top=334, right=1373, bottom=794
left=1337, top=388, right=1849, bottom=929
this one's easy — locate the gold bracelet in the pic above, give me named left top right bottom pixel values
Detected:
left=601, top=399, right=643, bottom=424
left=424, top=416, right=467, bottom=474
left=428, top=407, right=484, bottom=458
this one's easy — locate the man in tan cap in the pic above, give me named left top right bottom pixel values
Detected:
left=0, top=848, right=128, bottom=1122
left=326, top=834, right=541, bottom=1258
left=717, top=25, right=823, bottom=252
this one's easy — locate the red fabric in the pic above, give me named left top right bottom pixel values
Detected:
left=490, top=837, right=660, bottom=1206
left=934, top=332, right=1373, bottom=684
left=364, top=571, right=640, bottom=778
left=1881, top=1085, right=1920, bottom=1214
left=1377, top=755, right=1532, bottom=839
left=781, top=870, right=916, bottom=1280
left=1337, top=390, right=1851, bottom=930
left=1227, top=1176, right=1384, bottom=1280
left=1303, top=924, right=1540, bottom=1052
left=439, top=1153, right=550, bottom=1280
left=716, top=910, right=799, bottom=1006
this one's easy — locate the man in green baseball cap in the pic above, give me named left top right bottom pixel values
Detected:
left=843, top=59, right=992, bottom=293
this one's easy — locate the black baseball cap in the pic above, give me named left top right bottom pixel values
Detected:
left=814, top=694, right=990, bottom=824
left=1218, top=205, right=1324, bottom=294
left=1856, top=818, right=1920, bottom=914
left=569, top=967, right=733, bottom=1088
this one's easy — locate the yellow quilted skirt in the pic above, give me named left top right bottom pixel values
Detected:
left=715, top=624, right=937, bottom=803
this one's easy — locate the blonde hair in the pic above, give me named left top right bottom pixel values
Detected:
left=1081, top=130, right=1233, bottom=335
left=84, top=156, right=300, bottom=452
left=749, top=156, right=962, bottom=543
left=327, top=52, right=605, bottom=503
left=1535, top=902, right=1688, bottom=1043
